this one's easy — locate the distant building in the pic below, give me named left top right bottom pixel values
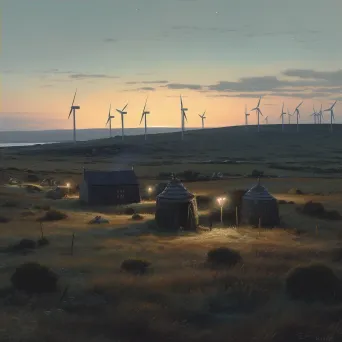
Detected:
left=79, top=169, right=140, bottom=206
left=240, top=179, right=279, bottom=227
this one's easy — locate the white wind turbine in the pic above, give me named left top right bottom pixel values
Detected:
left=106, top=104, right=115, bottom=137
left=244, top=105, right=250, bottom=129
left=310, top=105, right=318, bottom=124
left=293, top=101, right=303, bottom=132
left=68, top=89, right=80, bottom=142
left=280, top=103, right=286, bottom=131
left=198, top=110, right=206, bottom=129
left=180, top=95, right=188, bottom=140
left=318, top=104, right=323, bottom=124
left=324, top=100, right=337, bottom=132
left=139, top=97, right=150, bottom=140
left=264, top=116, right=269, bottom=124
left=250, top=97, right=263, bottom=132
left=116, top=102, right=128, bottom=141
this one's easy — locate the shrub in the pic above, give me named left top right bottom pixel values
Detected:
left=9, top=239, right=36, bottom=252
left=38, top=209, right=67, bottom=222
left=207, top=247, right=242, bottom=267
left=11, top=262, right=58, bottom=293
left=131, top=213, right=144, bottom=221
left=288, top=188, right=303, bottom=195
left=301, top=201, right=325, bottom=216
left=0, top=215, right=10, bottom=223
left=122, top=207, right=134, bottom=215
left=285, top=263, right=341, bottom=302
left=37, top=237, right=49, bottom=247
left=120, top=259, right=151, bottom=275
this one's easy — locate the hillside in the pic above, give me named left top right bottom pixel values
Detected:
left=1, top=124, right=342, bottom=179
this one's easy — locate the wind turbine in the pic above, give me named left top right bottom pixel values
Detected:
left=139, top=97, right=150, bottom=140
left=310, top=105, right=317, bottom=124
left=264, top=116, right=269, bottom=124
left=250, top=97, right=263, bottom=132
left=324, top=100, right=337, bottom=132
left=68, top=89, right=80, bottom=142
left=287, top=108, right=293, bottom=124
left=293, top=101, right=303, bottom=132
left=116, top=103, right=128, bottom=141
left=106, top=104, right=115, bottom=137
left=180, top=95, right=188, bottom=140
left=198, top=111, right=206, bottom=129
left=244, top=105, right=250, bottom=129
left=318, top=104, right=323, bottom=124
left=280, top=103, right=286, bottom=131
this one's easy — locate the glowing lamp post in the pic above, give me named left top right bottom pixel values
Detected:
left=147, top=186, right=153, bottom=200
left=66, top=182, right=70, bottom=195
left=217, top=196, right=226, bottom=224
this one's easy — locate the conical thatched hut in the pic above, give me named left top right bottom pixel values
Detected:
left=241, top=179, right=279, bottom=227
left=155, top=178, right=199, bottom=231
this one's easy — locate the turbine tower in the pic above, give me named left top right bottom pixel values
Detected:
left=68, top=89, right=80, bottom=142
left=106, top=104, right=115, bottom=137
left=139, top=97, right=150, bottom=140
left=293, top=101, right=303, bottom=132
left=250, top=97, right=263, bottom=132
left=244, top=105, right=250, bottom=130
left=180, top=95, right=188, bottom=140
left=318, top=104, right=323, bottom=124
left=116, top=103, right=128, bottom=141
left=324, top=100, right=337, bottom=132
left=287, top=108, right=293, bottom=124
left=198, top=111, right=206, bottom=129
left=264, top=116, right=269, bottom=124
left=280, top=103, right=286, bottom=131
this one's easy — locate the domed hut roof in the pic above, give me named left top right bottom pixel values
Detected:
left=155, top=178, right=198, bottom=231
left=241, top=179, right=279, bottom=228
left=157, top=178, right=194, bottom=203
left=242, top=179, right=276, bottom=201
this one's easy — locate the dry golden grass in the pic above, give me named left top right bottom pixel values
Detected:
left=1, top=144, right=342, bottom=341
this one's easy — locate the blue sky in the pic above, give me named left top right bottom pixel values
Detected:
left=1, top=0, right=342, bottom=130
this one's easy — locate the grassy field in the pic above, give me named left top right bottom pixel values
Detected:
left=1, top=125, right=342, bottom=341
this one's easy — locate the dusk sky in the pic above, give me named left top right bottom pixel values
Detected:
left=2, top=0, right=342, bottom=131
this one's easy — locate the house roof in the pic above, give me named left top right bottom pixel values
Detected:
left=157, top=178, right=194, bottom=202
left=243, top=179, right=275, bottom=201
left=83, top=169, right=139, bottom=186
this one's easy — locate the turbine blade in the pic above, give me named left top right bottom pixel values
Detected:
left=68, top=108, right=72, bottom=119
left=122, top=103, right=128, bottom=111
left=259, top=109, right=263, bottom=116
left=116, top=109, right=122, bottom=114
left=183, top=111, right=188, bottom=122
left=139, top=113, right=144, bottom=125
left=257, top=97, right=261, bottom=107
left=71, top=89, right=77, bottom=108
left=142, top=97, right=148, bottom=113
left=332, top=100, right=337, bottom=109
left=108, top=104, right=111, bottom=117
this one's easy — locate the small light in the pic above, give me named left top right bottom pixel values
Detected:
left=147, top=187, right=153, bottom=193
left=66, top=183, right=70, bottom=188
